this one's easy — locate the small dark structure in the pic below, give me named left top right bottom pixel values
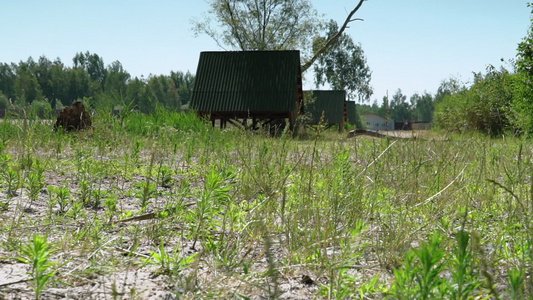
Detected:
left=190, top=50, right=303, bottom=132
left=345, top=101, right=357, bottom=126
left=54, top=101, right=92, bottom=132
left=395, top=121, right=433, bottom=131
left=304, top=90, right=346, bottom=131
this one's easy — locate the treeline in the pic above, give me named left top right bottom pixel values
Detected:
left=0, top=51, right=194, bottom=114
left=360, top=4, right=533, bottom=137
left=433, top=66, right=527, bottom=136
left=358, top=89, right=439, bottom=124
left=357, top=65, right=533, bottom=137
left=430, top=4, right=533, bottom=137
left=432, top=28, right=533, bottom=136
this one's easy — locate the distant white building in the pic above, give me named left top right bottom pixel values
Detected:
left=361, top=113, right=394, bottom=131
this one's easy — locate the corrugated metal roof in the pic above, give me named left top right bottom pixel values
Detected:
left=305, top=90, right=346, bottom=124
left=346, top=101, right=357, bottom=125
left=190, top=51, right=302, bottom=113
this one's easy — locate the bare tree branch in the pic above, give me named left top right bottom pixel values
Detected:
left=223, top=0, right=246, bottom=49
left=301, top=0, right=366, bottom=72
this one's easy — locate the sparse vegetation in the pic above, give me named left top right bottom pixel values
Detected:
left=0, top=109, right=531, bottom=298
left=16, top=234, right=57, bottom=300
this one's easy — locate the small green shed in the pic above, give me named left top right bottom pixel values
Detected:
left=346, top=101, right=357, bottom=126
left=304, top=90, right=346, bottom=130
left=190, top=50, right=303, bottom=131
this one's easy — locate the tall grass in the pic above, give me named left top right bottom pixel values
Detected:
left=0, top=110, right=531, bottom=298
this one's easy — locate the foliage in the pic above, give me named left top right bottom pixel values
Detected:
left=14, top=58, right=43, bottom=106
left=17, top=234, right=57, bottom=300
left=188, top=167, right=233, bottom=249
left=170, top=70, right=194, bottom=106
left=314, top=19, right=373, bottom=102
left=411, top=92, right=434, bottom=122
left=358, top=90, right=436, bottom=123
left=30, top=99, right=53, bottom=119
left=122, top=107, right=209, bottom=136
left=514, top=3, right=533, bottom=135
left=434, top=66, right=519, bottom=135
left=142, top=238, right=199, bottom=277
left=47, top=185, right=71, bottom=214
left=434, top=76, right=466, bottom=104
left=510, top=72, right=533, bottom=136
left=0, top=62, right=16, bottom=100
left=517, top=3, right=533, bottom=77
left=0, top=53, right=194, bottom=113
left=392, top=232, right=446, bottom=299
left=193, top=0, right=321, bottom=58
left=389, top=89, right=411, bottom=122
left=0, top=90, right=10, bottom=109
left=1, top=106, right=533, bottom=298
left=450, top=230, right=479, bottom=299
left=194, top=0, right=369, bottom=74
left=392, top=230, right=482, bottom=299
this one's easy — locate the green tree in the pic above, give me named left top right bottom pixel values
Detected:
left=390, top=89, right=410, bottom=123
left=0, top=91, right=10, bottom=109
left=145, top=75, right=181, bottom=111
left=0, top=63, right=16, bottom=100
left=195, top=0, right=320, bottom=51
left=378, top=96, right=388, bottom=118
left=34, top=56, right=54, bottom=101
left=514, top=3, right=533, bottom=135
left=434, top=66, right=517, bottom=135
left=194, top=0, right=367, bottom=72
left=126, top=77, right=148, bottom=112
left=48, top=59, right=70, bottom=104
left=517, top=3, right=533, bottom=77
left=73, top=51, right=106, bottom=85
left=104, top=60, right=131, bottom=107
left=170, top=71, right=194, bottom=106
left=314, top=19, right=373, bottom=102
left=67, top=67, right=90, bottom=104
left=411, top=92, right=434, bottom=122
left=73, top=51, right=106, bottom=95
left=357, top=100, right=381, bottom=115
left=434, top=77, right=465, bottom=104
left=14, top=58, right=43, bottom=105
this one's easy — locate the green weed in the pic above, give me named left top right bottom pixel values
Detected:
left=141, top=238, right=198, bottom=277
left=188, top=167, right=233, bottom=250
left=392, top=231, right=447, bottom=299
left=507, top=267, right=525, bottom=300
left=17, top=234, right=57, bottom=300
left=26, top=158, right=45, bottom=207
left=1, top=110, right=532, bottom=298
left=47, top=185, right=71, bottom=214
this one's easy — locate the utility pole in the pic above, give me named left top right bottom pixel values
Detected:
left=386, top=90, right=389, bottom=131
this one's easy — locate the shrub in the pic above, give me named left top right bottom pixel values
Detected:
left=435, top=67, right=518, bottom=136
left=0, top=91, right=9, bottom=109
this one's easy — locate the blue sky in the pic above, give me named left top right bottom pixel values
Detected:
left=1, top=0, right=530, bottom=103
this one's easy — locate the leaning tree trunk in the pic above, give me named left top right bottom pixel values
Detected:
left=301, top=0, right=365, bottom=73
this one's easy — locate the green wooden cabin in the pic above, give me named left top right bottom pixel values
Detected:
left=304, top=90, right=347, bottom=131
left=190, top=50, right=303, bottom=131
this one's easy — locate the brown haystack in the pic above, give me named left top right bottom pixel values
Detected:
left=54, top=101, right=92, bottom=132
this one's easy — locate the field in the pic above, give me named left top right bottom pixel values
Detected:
left=0, top=110, right=531, bottom=299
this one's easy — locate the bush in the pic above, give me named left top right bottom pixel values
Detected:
left=510, top=74, right=533, bottom=136
left=122, top=109, right=209, bottom=136
left=30, top=100, right=53, bottom=119
left=435, top=67, right=518, bottom=136
left=0, top=92, right=9, bottom=110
